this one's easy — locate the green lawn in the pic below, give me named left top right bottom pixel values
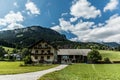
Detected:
left=0, top=61, right=58, bottom=74
left=2, top=46, right=14, bottom=53
left=40, top=64, right=120, bottom=80
left=99, top=50, right=120, bottom=61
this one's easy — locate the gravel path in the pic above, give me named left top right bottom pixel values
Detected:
left=0, top=65, right=68, bottom=80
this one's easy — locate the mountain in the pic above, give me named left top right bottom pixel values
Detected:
left=0, top=26, right=67, bottom=48
left=0, top=26, right=117, bottom=50
left=101, top=42, right=120, bottom=48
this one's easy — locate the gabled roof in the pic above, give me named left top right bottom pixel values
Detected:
left=28, top=39, right=57, bottom=49
left=57, top=49, right=91, bottom=56
left=28, top=39, right=51, bottom=49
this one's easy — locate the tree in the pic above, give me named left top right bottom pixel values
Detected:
left=21, top=48, right=31, bottom=59
left=12, top=48, right=18, bottom=53
left=0, top=47, right=7, bottom=60
left=24, top=55, right=32, bottom=64
left=87, top=50, right=102, bottom=63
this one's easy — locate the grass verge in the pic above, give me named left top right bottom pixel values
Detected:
left=0, top=61, right=58, bottom=74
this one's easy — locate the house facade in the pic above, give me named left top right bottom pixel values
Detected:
left=29, top=40, right=91, bottom=63
left=29, top=40, right=57, bottom=63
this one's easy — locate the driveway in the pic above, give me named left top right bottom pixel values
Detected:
left=0, top=65, right=68, bottom=80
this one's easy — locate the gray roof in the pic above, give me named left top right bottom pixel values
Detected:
left=57, top=49, right=91, bottom=56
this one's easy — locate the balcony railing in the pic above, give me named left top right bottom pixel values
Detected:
left=31, top=53, right=53, bottom=55
left=34, top=47, right=51, bottom=49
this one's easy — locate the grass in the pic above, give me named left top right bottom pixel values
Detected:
left=2, top=46, right=14, bottom=53
left=99, top=50, right=120, bottom=61
left=39, top=64, right=120, bottom=80
left=0, top=61, right=58, bottom=74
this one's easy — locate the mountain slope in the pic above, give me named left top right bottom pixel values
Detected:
left=101, top=42, right=120, bottom=48
left=0, top=26, right=117, bottom=50
left=0, top=26, right=67, bottom=47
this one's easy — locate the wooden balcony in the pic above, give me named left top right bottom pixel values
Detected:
left=34, top=47, right=51, bottom=49
left=31, top=53, right=53, bottom=55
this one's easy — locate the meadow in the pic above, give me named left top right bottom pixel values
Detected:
left=0, top=61, right=58, bottom=74
left=39, top=64, right=120, bottom=80
left=2, top=46, right=14, bottom=53
left=99, top=50, right=120, bottom=61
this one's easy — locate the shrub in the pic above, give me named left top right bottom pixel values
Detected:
left=104, top=57, right=111, bottom=63
left=87, top=50, right=102, bottom=63
left=24, top=55, right=32, bottom=64
left=9, top=55, right=15, bottom=61
left=113, top=61, right=120, bottom=63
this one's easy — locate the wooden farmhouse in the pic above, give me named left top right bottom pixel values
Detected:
left=29, top=40, right=57, bottom=63
left=29, top=40, right=91, bottom=64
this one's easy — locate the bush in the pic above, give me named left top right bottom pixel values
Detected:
left=9, top=55, right=15, bottom=61
left=104, top=57, right=111, bottom=63
left=113, top=61, right=120, bottom=63
left=87, top=50, right=102, bottom=63
left=24, top=55, right=32, bottom=64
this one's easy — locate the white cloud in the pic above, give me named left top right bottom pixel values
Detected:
left=25, top=1, right=40, bottom=15
left=70, top=0, right=101, bottom=19
left=104, top=34, right=120, bottom=42
left=51, top=18, right=94, bottom=41
left=51, top=25, right=61, bottom=32
left=81, top=14, right=120, bottom=42
left=4, top=11, right=24, bottom=23
left=104, top=0, right=119, bottom=12
left=61, top=13, right=68, bottom=16
left=3, top=23, right=24, bottom=30
left=69, top=37, right=79, bottom=41
left=51, top=14, right=120, bottom=43
left=70, top=17, right=78, bottom=22
left=13, top=2, right=18, bottom=7
left=0, top=11, right=24, bottom=30
left=51, top=0, right=120, bottom=43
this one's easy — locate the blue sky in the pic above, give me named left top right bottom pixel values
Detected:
left=0, top=0, right=120, bottom=43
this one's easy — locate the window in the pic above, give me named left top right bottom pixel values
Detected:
left=41, top=50, right=44, bottom=53
left=45, top=44, right=48, bottom=47
left=41, top=56, right=44, bottom=60
left=47, top=50, right=50, bottom=53
left=35, top=56, right=38, bottom=59
left=47, top=56, right=50, bottom=60
left=38, top=44, right=41, bottom=48
left=35, top=50, right=38, bottom=54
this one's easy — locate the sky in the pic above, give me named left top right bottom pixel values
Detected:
left=0, top=0, right=120, bottom=43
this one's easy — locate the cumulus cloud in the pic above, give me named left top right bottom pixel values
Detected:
left=80, top=14, right=120, bottom=42
left=4, top=11, right=23, bottom=23
left=51, top=18, right=94, bottom=41
left=0, top=11, right=24, bottom=30
left=51, top=13, right=120, bottom=43
left=3, top=23, right=24, bottom=30
left=25, top=1, right=40, bottom=15
left=104, top=0, right=119, bottom=12
left=51, top=0, right=120, bottom=43
left=70, top=0, right=101, bottom=19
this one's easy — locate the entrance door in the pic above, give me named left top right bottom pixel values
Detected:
left=61, top=56, right=69, bottom=64
left=41, top=56, right=44, bottom=60
left=40, top=56, right=44, bottom=63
